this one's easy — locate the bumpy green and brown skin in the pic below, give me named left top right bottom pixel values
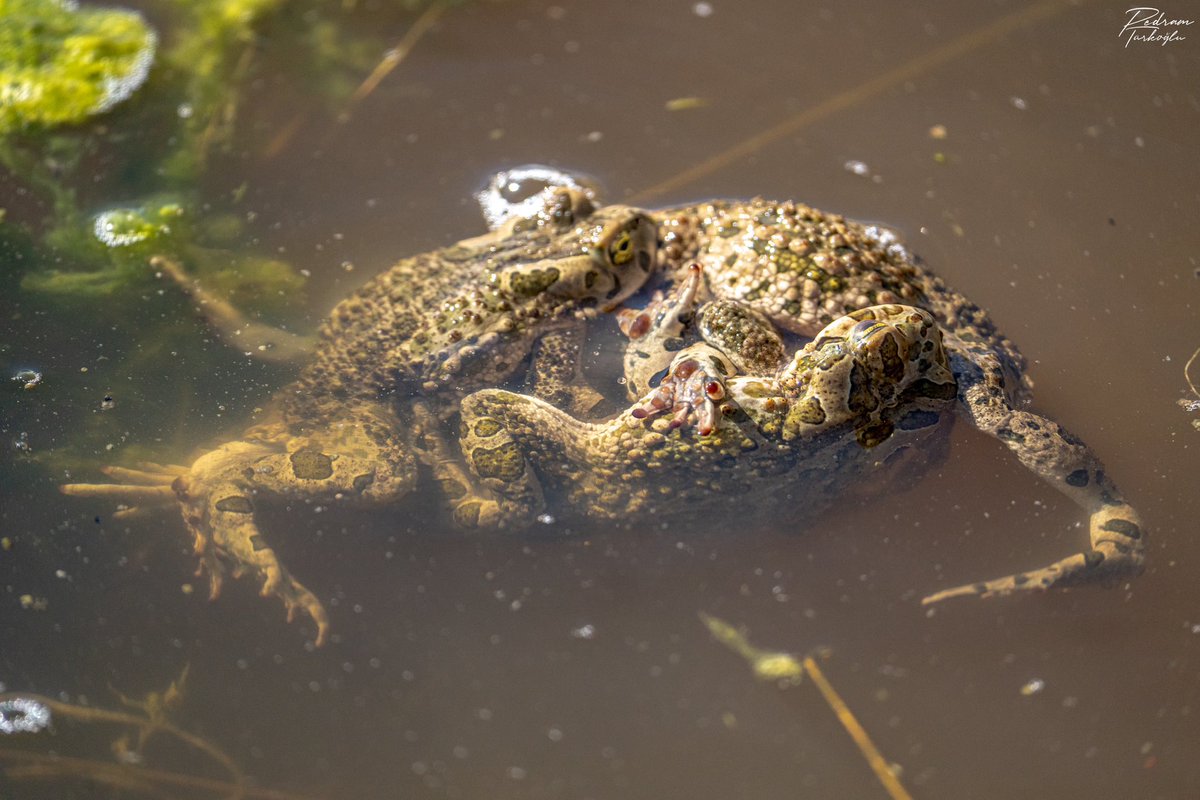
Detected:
left=62, top=189, right=659, bottom=646
left=651, top=199, right=1029, bottom=400
left=459, top=304, right=959, bottom=527
left=641, top=201, right=1145, bottom=601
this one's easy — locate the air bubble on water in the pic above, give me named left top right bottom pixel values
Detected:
left=93, top=210, right=150, bottom=247
left=570, top=624, right=596, bottom=640
left=476, top=165, right=588, bottom=230
left=0, top=697, right=51, bottom=734
left=863, top=225, right=912, bottom=262
left=95, top=27, right=157, bottom=113
left=537, top=513, right=556, bottom=525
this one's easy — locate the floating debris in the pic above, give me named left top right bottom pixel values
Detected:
left=570, top=623, right=596, bottom=640
left=844, top=159, right=870, bottom=177
left=1020, top=678, right=1046, bottom=696
left=699, top=613, right=913, bottom=800
left=0, top=697, right=51, bottom=734
left=11, top=369, right=41, bottom=390
left=929, top=124, right=948, bottom=139
left=699, top=612, right=803, bottom=685
left=665, top=97, right=710, bottom=112
left=1181, top=345, right=1200, bottom=431
left=844, top=160, right=883, bottom=183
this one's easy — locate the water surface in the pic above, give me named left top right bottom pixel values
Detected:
left=2, top=1, right=1198, bottom=798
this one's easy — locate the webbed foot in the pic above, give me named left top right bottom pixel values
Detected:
left=61, top=461, right=188, bottom=520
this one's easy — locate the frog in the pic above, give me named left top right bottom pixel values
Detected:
left=457, top=303, right=961, bottom=532
left=463, top=286, right=1145, bottom=605
left=61, top=186, right=659, bottom=645
left=619, top=198, right=1146, bottom=602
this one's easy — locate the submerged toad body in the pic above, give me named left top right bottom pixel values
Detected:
left=464, top=198, right=1146, bottom=605
left=648, top=201, right=1145, bottom=600
left=461, top=303, right=960, bottom=528
left=63, top=182, right=1146, bottom=643
left=63, top=189, right=658, bottom=645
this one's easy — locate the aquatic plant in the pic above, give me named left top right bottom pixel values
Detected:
left=0, top=667, right=326, bottom=799
left=0, top=0, right=157, bottom=133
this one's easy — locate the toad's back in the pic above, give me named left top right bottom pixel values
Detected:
left=279, top=203, right=657, bottom=427
left=654, top=199, right=1030, bottom=401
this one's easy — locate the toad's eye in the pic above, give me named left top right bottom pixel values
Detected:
left=608, top=230, right=634, bottom=266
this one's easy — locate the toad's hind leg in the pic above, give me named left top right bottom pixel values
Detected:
left=922, top=344, right=1145, bottom=604
left=181, top=404, right=416, bottom=646
left=407, top=400, right=519, bottom=528
left=525, top=321, right=605, bottom=416
left=454, top=390, right=558, bottom=529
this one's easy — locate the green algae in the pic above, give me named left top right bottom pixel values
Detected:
left=0, top=0, right=157, bottom=133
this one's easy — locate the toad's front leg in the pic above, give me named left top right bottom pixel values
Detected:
left=922, top=345, right=1145, bottom=604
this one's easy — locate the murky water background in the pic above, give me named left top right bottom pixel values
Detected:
left=2, top=1, right=1199, bottom=797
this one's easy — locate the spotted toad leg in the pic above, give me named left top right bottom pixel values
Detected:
left=922, top=341, right=1145, bottom=604
left=525, top=321, right=605, bottom=416
left=406, top=400, right=511, bottom=528
left=456, top=390, right=560, bottom=528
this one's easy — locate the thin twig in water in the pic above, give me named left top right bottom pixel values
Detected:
left=802, top=656, right=914, bottom=800
left=347, top=0, right=450, bottom=110
left=699, top=614, right=914, bottom=800
left=0, top=751, right=325, bottom=800
left=0, top=691, right=245, bottom=799
left=630, top=0, right=1083, bottom=203
left=1185, top=344, right=1199, bottom=399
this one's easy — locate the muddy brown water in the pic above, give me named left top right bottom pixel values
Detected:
left=2, top=1, right=1199, bottom=798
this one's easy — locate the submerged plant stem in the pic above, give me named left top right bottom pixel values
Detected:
left=700, top=614, right=914, bottom=800
left=0, top=692, right=245, bottom=798
left=1185, top=344, right=1199, bottom=399
left=630, top=0, right=1083, bottom=202
left=348, top=0, right=450, bottom=108
left=801, top=656, right=914, bottom=800
left=0, top=750, right=324, bottom=800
